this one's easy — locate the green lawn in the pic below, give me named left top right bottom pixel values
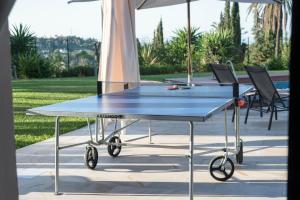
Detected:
left=13, top=71, right=288, bottom=148
left=13, top=77, right=97, bottom=148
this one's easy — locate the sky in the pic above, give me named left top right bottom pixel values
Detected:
left=9, top=0, right=256, bottom=43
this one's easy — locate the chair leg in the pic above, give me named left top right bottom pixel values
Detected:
left=259, top=99, right=263, bottom=117
left=275, top=107, right=278, bottom=120
left=244, top=95, right=253, bottom=124
left=231, top=108, right=235, bottom=123
left=268, top=106, right=274, bottom=130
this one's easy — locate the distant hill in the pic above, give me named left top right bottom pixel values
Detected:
left=36, top=36, right=99, bottom=54
left=36, top=36, right=101, bottom=68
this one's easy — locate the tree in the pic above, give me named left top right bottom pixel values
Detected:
left=199, top=29, right=234, bottom=71
left=217, top=1, right=243, bottom=64
left=231, top=2, right=241, bottom=47
left=152, top=18, right=165, bottom=64
left=74, top=50, right=95, bottom=67
left=248, top=0, right=292, bottom=57
left=137, top=39, right=143, bottom=66
left=153, top=18, right=164, bottom=49
left=231, top=2, right=242, bottom=63
left=49, top=50, right=66, bottom=77
left=223, top=0, right=231, bottom=30
left=218, top=12, right=225, bottom=30
left=165, top=27, right=201, bottom=67
left=10, top=24, right=36, bottom=79
left=10, top=24, right=36, bottom=56
left=249, top=8, right=275, bottom=65
left=218, top=0, right=232, bottom=31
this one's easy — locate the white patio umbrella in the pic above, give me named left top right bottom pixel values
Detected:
left=99, top=0, right=140, bottom=93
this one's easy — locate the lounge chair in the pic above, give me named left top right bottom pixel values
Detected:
left=244, top=66, right=289, bottom=130
left=210, top=63, right=238, bottom=84
left=210, top=63, right=253, bottom=123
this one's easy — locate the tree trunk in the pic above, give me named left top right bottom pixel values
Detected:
left=12, top=64, right=18, bottom=79
left=275, top=4, right=282, bottom=58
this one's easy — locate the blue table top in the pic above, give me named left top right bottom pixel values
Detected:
left=27, top=84, right=252, bottom=122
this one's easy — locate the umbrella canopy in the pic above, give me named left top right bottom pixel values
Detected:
left=68, top=0, right=280, bottom=8
left=135, top=0, right=279, bottom=9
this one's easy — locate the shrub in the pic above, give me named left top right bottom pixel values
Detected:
left=265, top=57, right=288, bottom=70
left=17, top=53, right=54, bottom=78
left=140, top=65, right=185, bottom=75
left=61, top=66, right=95, bottom=77
left=281, top=43, right=290, bottom=68
left=164, top=27, right=201, bottom=67
left=139, top=43, right=158, bottom=66
left=199, top=29, right=234, bottom=71
left=48, top=50, right=66, bottom=77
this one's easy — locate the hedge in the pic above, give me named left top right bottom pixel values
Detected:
left=140, top=65, right=186, bottom=75
left=61, top=66, right=95, bottom=77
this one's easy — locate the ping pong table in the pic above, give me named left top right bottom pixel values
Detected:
left=27, top=81, right=252, bottom=200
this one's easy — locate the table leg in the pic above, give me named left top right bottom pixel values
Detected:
left=100, top=118, right=105, bottom=140
left=95, top=117, right=99, bottom=143
left=55, top=116, right=60, bottom=195
left=224, top=108, right=228, bottom=150
left=148, top=120, right=152, bottom=144
left=235, top=106, right=241, bottom=151
left=120, top=120, right=127, bottom=137
left=189, top=121, right=194, bottom=200
left=87, top=118, right=93, bottom=141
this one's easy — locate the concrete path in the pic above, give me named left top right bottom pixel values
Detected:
left=17, top=109, right=288, bottom=200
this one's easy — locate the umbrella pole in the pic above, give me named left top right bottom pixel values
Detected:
left=187, top=0, right=192, bottom=85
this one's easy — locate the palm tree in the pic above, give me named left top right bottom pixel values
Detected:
left=10, top=24, right=36, bottom=79
left=248, top=0, right=292, bottom=57
left=172, top=27, right=201, bottom=49
left=168, top=27, right=201, bottom=66
left=10, top=24, right=36, bottom=56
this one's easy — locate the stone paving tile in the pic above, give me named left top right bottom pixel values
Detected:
left=17, top=110, right=288, bottom=200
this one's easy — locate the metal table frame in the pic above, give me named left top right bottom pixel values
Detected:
left=27, top=83, right=250, bottom=200
left=51, top=106, right=241, bottom=200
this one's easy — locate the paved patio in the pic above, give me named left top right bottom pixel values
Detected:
left=17, top=109, right=288, bottom=200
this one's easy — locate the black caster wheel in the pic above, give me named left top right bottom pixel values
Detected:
left=84, top=146, right=98, bottom=170
left=107, top=136, right=122, bottom=157
left=236, top=139, right=243, bottom=164
left=209, top=156, right=234, bottom=181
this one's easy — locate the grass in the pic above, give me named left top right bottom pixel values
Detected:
left=13, top=71, right=288, bottom=148
left=13, top=77, right=96, bottom=148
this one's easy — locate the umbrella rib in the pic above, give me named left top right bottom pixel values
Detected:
left=136, top=0, right=148, bottom=10
left=67, top=0, right=98, bottom=4
left=273, top=0, right=282, bottom=4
